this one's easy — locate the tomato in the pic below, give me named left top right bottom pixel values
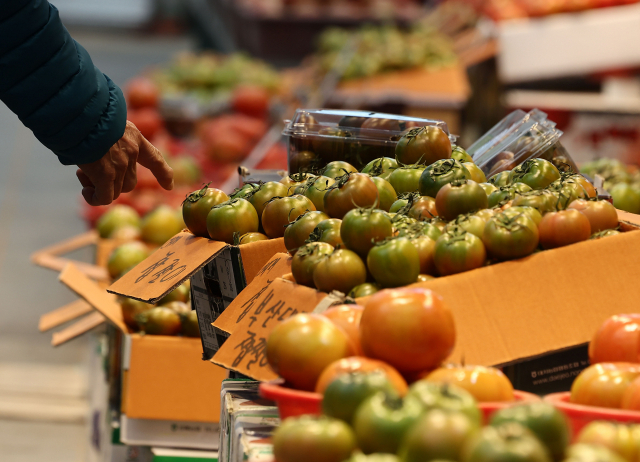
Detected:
left=162, top=301, right=190, bottom=315
left=181, top=310, right=200, bottom=337
left=107, top=241, right=150, bottom=279
left=280, top=172, right=316, bottom=195
left=399, top=409, right=480, bottom=462
left=408, top=196, right=438, bottom=221
left=483, top=212, right=539, bottom=261
left=370, top=177, right=397, bottom=212
left=341, top=209, right=393, bottom=258
left=339, top=116, right=368, bottom=128
left=452, top=145, right=473, bottom=163
left=353, top=393, right=424, bottom=454
left=367, top=238, right=420, bottom=288
left=362, top=157, right=398, bottom=180
left=295, top=176, right=336, bottom=212
left=491, top=403, right=571, bottom=462
left=390, top=214, right=418, bottom=234
left=349, top=282, right=380, bottom=298
left=395, top=126, right=451, bottom=165
left=231, top=85, right=269, bottom=119
left=622, top=376, right=640, bottom=411
left=419, top=159, right=471, bottom=198
left=324, top=173, right=379, bottom=219
left=128, top=108, right=163, bottom=140
left=412, top=220, right=444, bottom=241
left=417, top=274, right=435, bottom=282
left=158, top=281, right=190, bottom=305
left=489, top=184, right=533, bottom=208
left=230, top=183, right=260, bottom=200
left=512, top=190, right=556, bottom=214
left=390, top=197, right=411, bottom=214
left=503, top=206, right=543, bottom=226
left=323, top=304, right=364, bottom=355
left=313, top=249, right=367, bottom=294
left=426, top=365, right=514, bottom=402
left=207, top=199, right=259, bottom=243
left=563, top=174, right=597, bottom=199
left=141, top=205, right=184, bottom=246
left=137, top=307, right=182, bottom=335
left=549, top=179, right=590, bottom=210
left=239, top=232, right=269, bottom=244
left=444, top=214, right=487, bottom=239
left=479, top=182, right=498, bottom=197
left=389, top=166, right=426, bottom=195
left=97, top=205, right=140, bottom=239
left=306, top=218, right=343, bottom=247
left=361, top=117, right=416, bottom=132
left=247, top=181, right=289, bottom=219
left=589, top=314, right=640, bottom=364
left=322, top=371, right=398, bottom=423
left=267, top=313, right=355, bottom=391
left=290, top=150, right=318, bottom=174
left=610, top=183, right=640, bottom=214
left=592, top=229, right=621, bottom=239
left=434, top=229, right=487, bottom=276
left=564, top=443, right=627, bottom=462
left=262, top=195, right=316, bottom=238
left=538, top=209, right=591, bottom=249
left=436, top=180, right=489, bottom=221
left=464, top=163, right=487, bottom=184
left=360, top=288, right=455, bottom=373
left=346, top=453, right=399, bottom=462
left=488, top=171, right=512, bottom=187
left=285, top=211, right=330, bottom=254
left=182, top=186, right=229, bottom=237
left=410, top=235, right=437, bottom=276
left=323, top=161, right=358, bottom=179
left=509, top=159, right=561, bottom=190
left=120, top=298, right=153, bottom=330
left=125, top=76, right=159, bottom=109
left=273, top=415, right=357, bottom=462
left=570, top=363, right=640, bottom=408
left=408, top=381, right=481, bottom=425
left=577, top=422, right=637, bottom=462
left=462, top=423, right=552, bottom=462
left=315, top=356, right=408, bottom=395
left=291, top=242, right=334, bottom=287
left=313, top=128, right=354, bottom=162
left=568, top=199, right=619, bottom=233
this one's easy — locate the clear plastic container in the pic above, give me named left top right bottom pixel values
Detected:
left=283, top=109, right=450, bottom=174
left=468, top=109, right=579, bottom=179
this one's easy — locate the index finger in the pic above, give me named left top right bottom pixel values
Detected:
left=137, top=136, right=174, bottom=191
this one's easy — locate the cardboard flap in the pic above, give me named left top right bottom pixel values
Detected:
left=60, top=263, right=128, bottom=333
left=107, top=232, right=227, bottom=303
left=239, top=239, right=288, bottom=285
left=211, top=278, right=330, bottom=381
left=51, top=312, right=106, bottom=346
left=39, top=299, right=93, bottom=332
left=617, top=210, right=640, bottom=227
left=213, top=253, right=292, bottom=335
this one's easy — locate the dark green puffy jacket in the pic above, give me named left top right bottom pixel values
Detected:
left=0, top=0, right=127, bottom=165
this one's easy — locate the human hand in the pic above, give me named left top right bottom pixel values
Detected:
left=76, top=121, right=174, bottom=206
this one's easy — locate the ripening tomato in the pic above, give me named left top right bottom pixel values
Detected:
left=549, top=179, right=591, bottom=210
left=367, top=238, right=421, bottom=288
left=570, top=362, right=640, bottom=408
left=137, top=307, right=182, bottom=335
left=295, top=176, right=336, bottom=212
left=488, top=183, right=533, bottom=208
left=313, top=249, right=367, bottom=294
left=315, top=356, right=408, bottom=395
left=230, top=183, right=260, bottom=200
left=231, top=85, right=270, bottom=119
left=182, top=186, right=229, bottom=237
left=538, top=209, right=591, bottom=249
left=370, top=177, right=398, bottom=212
left=503, top=206, right=543, bottom=226
left=107, top=241, right=150, bottom=279
left=248, top=181, right=289, bottom=219
left=621, top=376, right=640, bottom=411
left=419, top=159, right=471, bottom=198
left=262, top=195, right=316, bottom=238
left=509, top=159, right=561, bottom=190
left=434, top=228, right=487, bottom=276
left=291, top=242, right=334, bottom=287
left=141, top=205, right=184, bottom=246
left=564, top=444, right=626, bottom=462
left=564, top=174, right=597, bottom=198
left=407, top=381, right=481, bottom=424
left=362, top=157, right=398, bottom=180
left=349, top=283, right=381, bottom=299
left=577, top=422, right=639, bottom=462
left=610, top=183, right=640, bottom=214
left=128, top=108, right=163, bottom=140
left=479, top=182, right=498, bottom=197
left=408, top=196, right=438, bottom=221
left=324, top=173, right=379, bottom=219
left=96, top=205, right=140, bottom=239
left=206, top=199, right=259, bottom=244
left=120, top=298, right=153, bottom=330
left=285, top=211, right=330, bottom=254
left=341, top=209, right=393, bottom=258
left=389, top=167, right=427, bottom=195
left=395, top=126, right=452, bottom=165
left=426, top=365, right=514, bottom=402
left=483, top=212, right=539, bottom=261
left=464, top=162, right=487, bottom=184
left=239, top=232, right=269, bottom=244
left=436, top=180, right=489, bottom=221
left=125, top=76, right=159, bottom=109
left=323, top=161, right=358, bottom=179
left=588, top=314, right=640, bottom=364
left=452, top=146, right=473, bottom=163
left=322, top=304, right=364, bottom=355
left=411, top=235, right=437, bottom=276
left=313, top=128, right=354, bottom=162
left=463, top=423, right=552, bottom=462
left=512, top=190, right=556, bottom=214
left=267, top=313, right=356, bottom=391
left=568, top=199, right=619, bottom=233
left=360, top=288, right=455, bottom=373
left=444, top=214, right=487, bottom=239
left=158, top=280, right=190, bottom=305
left=488, top=171, right=511, bottom=187
left=280, top=172, right=316, bottom=195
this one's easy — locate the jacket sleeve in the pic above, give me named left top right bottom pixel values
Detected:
left=0, top=0, right=127, bottom=165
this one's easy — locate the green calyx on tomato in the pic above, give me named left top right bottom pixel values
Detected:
left=229, top=182, right=260, bottom=200
left=512, top=189, right=556, bottom=214
left=362, top=157, right=398, bottom=179
left=451, top=145, right=473, bottom=163
left=322, top=160, right=358, bottom=179
left=419, top=159, right=471, bottom=199
left=306, top=218, right=344, bottom=248
left=462, top=422, right=552, bottom=462
left=444, top=213, right=487, bottom=239
left=407, top=381, right=482, bottom=426
left=509, top=158, right=561, bottom=190
left=488, top=171, right=512, bottom=187
left=434, top=227, right=487, bottom=276
left=482, top=212, right=539, bottom=261
left=341, top=207, right=393, bottom=258
left=295, top=175, right=336, bottom=212
left=488, top=183, right=533, bottom=208
left=367, top=237, right=421, bottom=288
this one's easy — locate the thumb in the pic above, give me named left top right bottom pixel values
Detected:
left=136, top=133, right=174, bottom=190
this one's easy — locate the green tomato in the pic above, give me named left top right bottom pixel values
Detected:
left=434, top=228, right=487, bottom=276
left=509, top=159, right=560, bottom=190
left=451, top=145, right=473, bottom=163
left=353, top=393, right=424, bottom=454
left=273, top=415, right=357, bottom=462
left=323, top=371, right=398, bottom=424
left=206, top=199, right=259, bottom=244
left=367, top=238, right=420, bottom=288
left=341, top=208, right=393, bottom=258
left=435, top=179, right=489, bottom=221
left=490, top=402, right=571, bottom=462
left=390, top=198, right=408, bottom=214
left=247, top=181, right=289, bottom=219
left=182, top=186, right=229, bottom=237
left=482, top=212, right=539, bottom=261
left=157, top=281, right=190, bottom=305
left=464, top=162, right=488, bottom=184
left=488, top=171, right=511, bottom=187
left=444, top=214, right=487, bottom=239
left=323, top=161, right=358, bottom=179
left=407, top=381, right=482, bottom=426
left=479, top=183, right=498, bottom=196
left=229, top=182, right=260, bottom=200
left=512, top=190, right=556, bottom=214
left=609, top=183, right=640, bottom=214
left=488, top=183, right=533, bottom=208
left=463, top=423, right=552, bottom=462
left=97, top=205, right=140, bottom=239
left=362, top=157, right=398, bottom=180
left=419, top=159, right=471, bottom=198
left=348, top=282, right=381, bottom=298
left=503, top=206, right=543, bottom=226
left=345, top=454, right=399, bottom=462
left=370, top=177, right=398, bottom=212
left=563, top=444, right=627, bottom=462
left=399, top=409, right=481, bottom=462
left=296, top=176, right=336, bottom=212
left=389, top=167, right=426, bottom=195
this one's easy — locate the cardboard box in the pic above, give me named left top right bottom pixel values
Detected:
left=120, top=415, right=220, bottom=450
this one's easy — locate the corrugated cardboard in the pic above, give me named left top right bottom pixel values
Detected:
left=39, top=299, right=94, bottom=332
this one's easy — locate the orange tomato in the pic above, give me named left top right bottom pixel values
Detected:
left=570, top=363, right=640, bottom=408
left=315, top=356, right=408, bottom=396
left=621, top=376, right=640, bottom=411
left=322, top=305, right=364, bottom=355
left=589, top=314, right=640, bottom=364
left=424, top=365, right=515, bottom=402
left=359, top=288, right=455, bottom=373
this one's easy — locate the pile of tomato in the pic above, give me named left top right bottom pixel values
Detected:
left=581, top=158, right=640, bottom=214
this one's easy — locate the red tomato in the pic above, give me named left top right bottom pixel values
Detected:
left=231, top=85, right=270, bottom=119
left=128, top=109, right=163, bottom=140
left=322, top=305, right=364, bottom=355
left=315, top=356, right=408, bottom=396
left=568, top=199, right=619, bottom=234
left=125, top=76, right=159, bottom=109
left=589, top=314, right=640, bottom=364
left=538, top=209, right=591, bottom=249
left=570, top=363, right=640, bottom=408
left=425, top=365, right=514, bottom=402
left=359, top=288, right=455, bottom=374
left=622, top=376, right=640, bottom=411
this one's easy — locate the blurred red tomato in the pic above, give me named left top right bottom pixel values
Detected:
left=231, top=85, right=270, bottom=119
left=256, top=143, right=288, bottom=170
left=125, top=77, right=159, bottom=109
left=128, top=108, right=163, bottom=140
left=571, top=362, right=640, bottom=408
left=322, top=305, right=364, bottom=355
left=589, top=314, right=640, bottom=364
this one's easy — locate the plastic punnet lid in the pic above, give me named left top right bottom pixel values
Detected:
left=283, top=109, right=450, bottom=142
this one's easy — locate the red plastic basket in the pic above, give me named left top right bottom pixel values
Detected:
left=545, top=392, right=640, bottom=437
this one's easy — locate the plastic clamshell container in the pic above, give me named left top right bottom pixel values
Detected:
left=260, top=380, right=539, bottom=421
left=283, top=109, right=450, bottom=173
left=467, top=109, right=578, bottom=179
left=545, top=392, right=640, bottom=438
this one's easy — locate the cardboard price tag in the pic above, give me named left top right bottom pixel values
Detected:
left=107, top=232, right=227, bottom=303
left=211, top=278, right=328, bottom=381
left=213, top=253, right=292, bottom=335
